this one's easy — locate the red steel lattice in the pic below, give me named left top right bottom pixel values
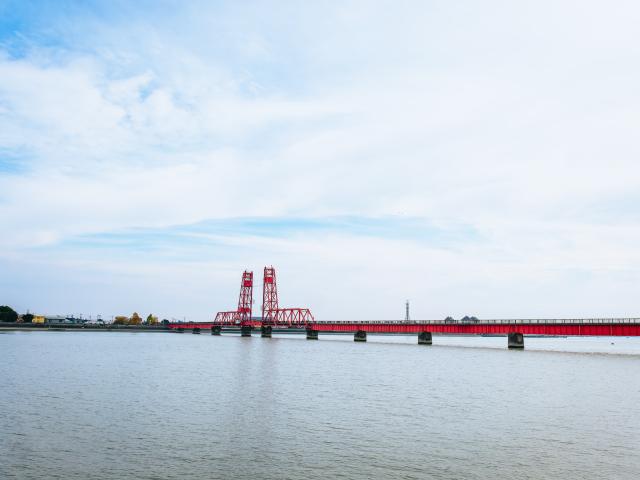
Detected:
left=214, top=270, right=253, bottom=326
left=262, top=266, right=279, bottom=323
left=261, top=266, right=314, bottom=328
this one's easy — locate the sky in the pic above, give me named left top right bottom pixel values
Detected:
left=1, top=0, right=640, bottom=321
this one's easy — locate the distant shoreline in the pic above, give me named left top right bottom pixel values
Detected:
left=0, top=322, right=170, bottom=332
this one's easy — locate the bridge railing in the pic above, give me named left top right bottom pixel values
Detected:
left=312, top=318, right=640, bottom=325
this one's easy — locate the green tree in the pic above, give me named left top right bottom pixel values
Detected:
left=22, top=313, right=34, bottom=323
left=146, top=314, right=158, bottom=325
left=0, top=306, right=18, bottom=323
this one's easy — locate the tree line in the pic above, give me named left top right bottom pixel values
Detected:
left=0, top=306, right=20, bottom=322
left=112, top=312, right=159, bottom=325
left=0, top=306, right=167, bottom=325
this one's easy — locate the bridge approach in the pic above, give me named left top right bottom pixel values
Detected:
left=168, top=318, right=640, bottom=349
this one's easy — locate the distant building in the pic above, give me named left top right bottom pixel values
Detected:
left=45, top=316, right=88, bottom=325
left=45, top=315, right=66, bottom=324
left=67, top=317, right=89, bottom=325
left=33, top=315, right=45, bottom=324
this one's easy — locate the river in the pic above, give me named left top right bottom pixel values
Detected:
left=1, top=331, right=639, bottom=479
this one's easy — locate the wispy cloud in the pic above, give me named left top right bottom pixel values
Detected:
left=1, top=1, right=640, bottom=320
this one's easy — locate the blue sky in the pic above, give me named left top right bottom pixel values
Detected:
left=1, top=1, right=640, bottom=321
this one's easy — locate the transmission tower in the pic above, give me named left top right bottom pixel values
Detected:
left=405, top=300, right=410, bottom=321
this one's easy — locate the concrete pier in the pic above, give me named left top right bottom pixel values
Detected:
left=211, top=325, right=222, bottom=335
left=241, top=325, right=252, bottom=337
left=508, top=332, right=524, bottom=349
left=354, top=330, right=367, bottom=342
left=418, top=331, right=432, bottom=345
left=306, top=328, right=318, bottom=340
left=261, top=325, right=272, bottom=338
left=192, top=327, right=201, bottom=334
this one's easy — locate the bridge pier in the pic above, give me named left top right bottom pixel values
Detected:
left=211, top=325, right=222, bottom=335
left=418, top=331, right=432, bottom=345
left=508, top=332, right=524, bottom=349
left=306, top=328, right=318, bottom=340
left=354, top=330, right=367, bottom=342
left=261, top=325, right=272, bottom=338
left=192, top=327, right=201, bottom=334
left=241, top=325, right=253, bottom=337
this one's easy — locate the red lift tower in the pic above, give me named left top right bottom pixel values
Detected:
left=261, top=266, right=314, bottom=328
left=262, top=266, right=279, bottom=323
left=214, top=270, right=253, bottom=326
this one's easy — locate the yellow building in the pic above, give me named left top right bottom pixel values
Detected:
left=32, top=315, right=45, bottom=324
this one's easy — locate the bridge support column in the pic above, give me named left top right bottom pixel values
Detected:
left=508, top=332, right=524, bottom=349
left=261, top=325, right=272, bottom=338
left=192, top=327, right=201, bottom=334
left=354, top=330, right=367, bottom=342
left=418, top=331, right=432, bottom=345
left=241, top=325, right=253, bottom=337
left=211, top=325, right=222, bottom=335
left=306, top=328, right=318, bottom=340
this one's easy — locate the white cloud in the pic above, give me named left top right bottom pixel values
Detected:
left=1, top=1, right=640, bottom=319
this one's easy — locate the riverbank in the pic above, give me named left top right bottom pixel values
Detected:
left=0, top=322, right=170, bottom=332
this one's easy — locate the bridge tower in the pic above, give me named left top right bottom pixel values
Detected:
left=237, top=270, right=254, bottom=324
left=214, top=270, right=253, bottom=326
left=262, top=266, right=279, bottom=324
left=261, top=266, right=314, bottom=328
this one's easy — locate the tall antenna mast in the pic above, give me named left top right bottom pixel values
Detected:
left=405, top=300, right=410, bottom=321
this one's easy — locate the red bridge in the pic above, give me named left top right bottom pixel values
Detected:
left=205, top=266, right=313, bottom=336
left=168, top=267, right=640, bottom=348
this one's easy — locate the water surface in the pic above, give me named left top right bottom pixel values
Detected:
left=1, top=331, right=639, bottom=479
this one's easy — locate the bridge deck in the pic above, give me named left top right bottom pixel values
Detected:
left=169, top=319, right=640, bottom=336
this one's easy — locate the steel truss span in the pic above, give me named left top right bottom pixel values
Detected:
left=261, top=266, right=314, bottom=328
left=211, top=266, right=314, bottom=328
left=264, top=307, right=314, bottom=328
